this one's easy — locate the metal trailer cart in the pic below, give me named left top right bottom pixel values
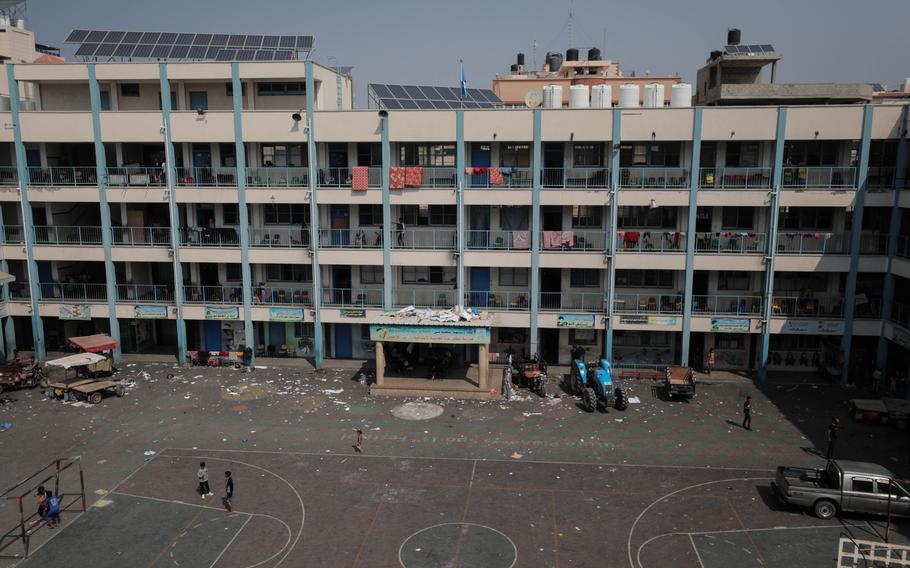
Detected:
left=45, top=353, right=125, bottom=404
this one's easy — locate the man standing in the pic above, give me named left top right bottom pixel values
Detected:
left=826, top=418, right=839, bottom=460
left=223, top=471, right=235, bottom=516
left=742, top=396, right=752, bottom=430
left=396, top=217, right=405, bottom=247
left=706, top=349, right=716, bottom=375
left=197, top=461, right=212, bottom=499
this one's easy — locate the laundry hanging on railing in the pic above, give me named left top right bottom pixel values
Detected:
left=512, top=230, right=530, bottom=249
left=489, top=167, right=504, bottom=186
left=351, top=166, right=369, bottom=191
left=389, top=167, right=406, bottom=189
left=405, top=166, right=423, bottom=187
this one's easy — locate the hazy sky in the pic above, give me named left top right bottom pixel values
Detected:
left=24, top=0, right=910, bottom=106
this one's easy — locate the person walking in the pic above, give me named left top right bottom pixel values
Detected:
left=197, top=461, right=212, bottom=499
left=826, top=418, right=839, bottom=460
left=353, top=428, right=364, bottom=453
left=706, top=349, right=716, bottom=375
left=742, top=396, right=752, bottom=430
left=396, top=217, right=405, bottom=247
left=223, top=471, right=235, bottom=516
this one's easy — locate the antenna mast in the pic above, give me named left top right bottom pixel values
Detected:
left=568, top=0, right=574, bottom=49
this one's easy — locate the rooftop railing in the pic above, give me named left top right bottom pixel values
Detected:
left=695, top=232, right=766, bottom=254
left=781, top=166, right=855, bottom=189
left=616, top=230, right=686, bottom=252
left=699, top=167, right=772, bottom=190
left=620, top=167, right=689, bottom=189
left=613, top=293, right=683, bottom=314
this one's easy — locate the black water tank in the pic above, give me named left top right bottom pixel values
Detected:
left=566, top=48, right=579, bottom=61
left=588, top=48, right=601, bottom=61
left=727, top=28, right=741, bottom=46
left=510, top=64, right=519, bottom=73
left=547, top=52, right=563, bottom=72
left=517, top=52, right=525, bottom=66
left=710, top=50, right=723, bottom=61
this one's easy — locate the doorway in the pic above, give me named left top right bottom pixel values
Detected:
left=469, top=206, right=490, bottom=248
left=332, top=266, right=352, bottom=304
left=471, top=143, right=490, bottom=187
left=189, top=91, right=209, bottom=111
left=544, top=142, right=564, bottom=185
left=330, top=205, right=350, bottom=246
left=540, top=329, right=559, bottom=364
left=690, top=332, right=705, bottom=369
left=334, top=323, right=353, bottom=358
left=542, top=206, right=563, bottom=231
left=328, top=144, right=348, bottom=169
left=695, top=207, right=712, bottom=232
left=541, top=268, right=561, bottom=310
left=469, top=267, right=490, bottom=307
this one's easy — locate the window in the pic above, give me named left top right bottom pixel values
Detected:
left=783, top=141, right=840, bottom=166
left=358, top=205, right=383, bottom=226
left=266, top=264, right=312, bottom=282
left=721, top=207, right=754, bottom=230
left=99, top=91, right=111, bottom=111
left=852, top=478, right=875, bottom=494
left=120, top=83, right=140, bottom=97
left=357, top=143, right=382, bottom=167
left=500, top=143, right=531, bottom=167
left=226, top=264, right=241, bottom=281
left=222, top=204, right=239, bottom=225
left=717, top=271, right=750, bottom=291
left=725, top=142, right=760, bottom=168
left=778, top=208, right=833, bottom=230
left=400, top=205, right=456, bottom=226
left=497, top=327, right=526, bottom=344
left=398, top=144, right=455, bottom=166
left=499, top=268, right=529, bottom=287
left=570, top=329, right=597, bottom=345
left=225, top=82, right=247, bottom=97
left=401, top=266, right=455, bottom=284
left=620, top=142, right=681, bottom=167
left=360, top=266, right=383, bottom=285
left=572, top=206, right=602, bottom=228
left=220, top=143, right=236, bottom=168
left=257, top=82, right=306, bottom=96
left=261, top=144, right=307, bottom=167
left=157, top=91, right=177, bottom=110
left=573, top=143, right=603, bottom=167
left=570, top=269, right=600, bottom=288
left=617, top=206, right=677, bottom=228
left=264, top=204, right=309, bottom=225
left=774, top=272, right=828, bottom=294
left=615, top=270, right=673, bottom=288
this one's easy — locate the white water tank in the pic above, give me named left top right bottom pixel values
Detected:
left=568, top=85, right=590, bottom=108
left=618, top=84, right=640, bottom=108
left=543, top=85, right=563, bottom=109
left=591, top=84, right=612, bottom=108
left=643, top=83, right=665, bottom=108
left=670, top=83, right=693, bottom=107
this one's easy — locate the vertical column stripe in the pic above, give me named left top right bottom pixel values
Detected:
left=304, top=61, right=323, bottom=368
left=231, top=63, right=254, bottom=366
left=455, top=111, right=465, bottom=310
left=381, top=113, right=392, bottom=310
left=605, top=108, right=621, bottom=361
left=529, top=109, right=542, bottom=357
left=680, top=107, right=703, bottom=365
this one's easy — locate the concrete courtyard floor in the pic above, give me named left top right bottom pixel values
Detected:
left=0, top=361, right=907, bottom=567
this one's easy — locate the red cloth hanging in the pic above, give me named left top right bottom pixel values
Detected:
left=405, top=166, right=423, bottom=187
left=351, top=166, right=369, bottom=191
left=389, top=167, right=406, bottom=189
left=489, top=167, right=504, bottom=186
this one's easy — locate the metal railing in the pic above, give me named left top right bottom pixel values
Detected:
left=699, top=167, right=772, bottom=189
left=465, top=167, right=532, bottom=189
left=860, top=233, right=889, bottom=255
left=175, top=166, right=239, bottom=187
left=184, top=285, right=241, bottom=304
left=318, top=167, right=381, bottom=188
left=771, top=295, right=844, bottom=317
left=692, top=294, right=763, bottom=315
left=466, top=229, right=531, bottom=250
left=393, top=227, right=457, bottom=249
left=107, top=166, right=167, bottom=187
left=616, top=231, right=686, bottom=252
left=539, top=229, right=608, bottom=251
left=252, top=285, right=313, bottom=306
left=867, top=166, right=896, bottom=189
left=540, top=291, right=605, bottom=311
left=33, top=226, right=103, bottom=245
left=117, top=284, right=174, bottom=303
left=893, top=302, right=910, bottom=328
left=541, top=167, right=610, bottom=189
left=246, top=166, right=309, bottom=188
left=250, top=227, right=309, bottom=248
left=38, top=282, right=107, bottom=301
left=695, top=232, right=766, bottom=254
left=393, top=288, right=456, bottom=308
left=1, top=226, right=24, bottom=243
left=776, top=233, right=849, bottom=254
left=28, top=166, right=98, bottom=186
left=781, top=166, right=855, bottom=189
left=321, top=287, right=383, bottom=307
left=180, top=228, right=240, bottom=246
left=0, top=166, right=18, bottom=186
left=319, top=228, right=383, bottom=248
left=464, top=290, right=530, bottom=311
left=620, top=167, right=690, bottom=189
left=416, top=166, right=457, bottom=188
left=613, top=293, right=684, bottom=314
left=112, top=226, right=172, bottom=246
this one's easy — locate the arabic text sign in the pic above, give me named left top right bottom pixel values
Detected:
left=134, top=305, right=168, bottom=319
left=782, top=320, right=845, bottom=335
left=710, top=318, right=751, bottom=333
left=204, top=306, right=240, bottom=320
left=59, top=304, right=91, bottom=320
left=269, top=307, right=304, bottom=322
left=556, top=314, right=595, bottom=328
left=369, top=325, right=491, bottom=345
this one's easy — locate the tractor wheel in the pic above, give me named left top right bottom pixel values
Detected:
left=582, top=388, right=597, bottom=412
left=614, top=388, right=628, bottom=411
left=572, top=368, right=585, bottom=396
left=88, top=392, right=103, bottom=405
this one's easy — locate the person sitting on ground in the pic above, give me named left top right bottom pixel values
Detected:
left=43, top=490, right=60, bottom=528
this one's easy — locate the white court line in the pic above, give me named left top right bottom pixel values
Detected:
left=688, top=534, right=706, bottom=568
left=469, top=459, right=477, bottom=488
left=397, top=522, right=517, bottom=568
left=209, top=515, right=251, bottom=568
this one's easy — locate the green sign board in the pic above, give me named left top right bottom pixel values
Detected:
left=710, top=318, right=751, bottom=333
left=556, top=314, right=595, bottom=328
left=135, top=305, right=168, bottom=319
left=204, top=306, right=240, bottom=320
left=59, top=304, right=91, bottom=320
left=369, top=325, right=491, bottom=345
left=341, top=309, right=366, bottom=318
left=269, top=307, right=304, bottom=322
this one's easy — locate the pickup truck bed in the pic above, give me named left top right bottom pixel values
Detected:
left=665, top=366, right=695, bottom=398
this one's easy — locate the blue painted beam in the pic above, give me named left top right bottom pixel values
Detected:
left=0, top=206, right=14, bottom=359
left=381, top=113, right=392, bottom=311
left=304, top=61, right=323, bottom=368
left=6, top=65, right=45, bottom=361
left=455, top=110, right=465, bottom=308
left=604, top=108, right=621, bottom=361
left=680, top=107, right=703, bottom=366
left=758, top=107, right=788, bottom=383
left=87, top=64, right=122, bottom=362
left=231, top=63, right=255, bottom=367
left=159, top=64, right=187, bottom=365
left=529, top=109, right=542, bottom=357
left=841, top=104, right=875, bottom=384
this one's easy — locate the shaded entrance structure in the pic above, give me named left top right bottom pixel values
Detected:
left=370, top=312, right=494, bottom=399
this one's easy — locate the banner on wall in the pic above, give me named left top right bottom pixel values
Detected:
left=204, top=306, right=240, bottom=320
left=341, top=309, right=367, bottom=318
left=134, top=305, right=168, bottom=319
left=710, top=318, right=751, bottom=333
left=369, top=325, right=491, bottom=344
left=269, top=307, right=304, bottom=322
left=782, top=320, right=844, bottom=335
left=556, top=314, right=595, bottom=329
left=59, top=304, right=91, bottom=320
left=620, top=315, right=678, bottom=326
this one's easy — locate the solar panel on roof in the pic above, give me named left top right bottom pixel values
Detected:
left=75, top=43, right=99, bottom=56
left=388, top=85, right=409, bottom=98
left=296, top=36, right=313, bottom=49
left=236, top=49, right=255, bottom=61
left=255, top=50, right=273, bottom=61
left=66, top=30, right=90, bottom=42
left=399, top=100, right=419, bottom=110
left=188, top=45, right=208, bottom=59
left=467, top=88, right=483, bottom=100
left=193, top=33, right=212, bottom=45
left=122, top=31, right=142, bottom=43
left=86, top=30, right=107, bottom=43
left=215, top=49, right=236, bottom=61
left=176, top=33, right=195, bottom=45
left=371, top=84, right=393, bottom=98
left=140, top=32, right=160, bottom=44
left=210, top=34, right=228, bottom=46
left=170, top=45, right=190, bottom=58
left=418, top=86, right=441, bottom=100
left=132, top=44, right=154, bottom=58
left=158, top=32, right=178, bottom=44
left=113, top=44, right=136, bottom=57
left=430, top=100, right=449, bottom=109
left=151, top=44, right=171, bottom=58
left=279, top=35, right=296, bottom=48
left=746, top=45, right=760, bottom=52
left=262, top=36, right=279, bottom=48
left=403, top=85, right=424, bottom=99
left=105, top=31, right=126, bottom=43
left=228, top=34, right=245, bottom=47
left=760, top=44, right=774, bottom=52
left=273, top=50, right=294, bottom=60
left=414, top=100, right=434, bottom=110
left=479, top=89, right=502, bottom=103
left=245, top=35, right=262, bottom=48
left=380, top=98, right=402, bottom=109
left=94, top=43, right=117, bottom=57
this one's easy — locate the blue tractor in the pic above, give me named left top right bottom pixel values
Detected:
left=568, top=347, right=627, bottom=413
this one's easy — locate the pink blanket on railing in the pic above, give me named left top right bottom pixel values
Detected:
left=512, top=230, right=530, bottom=249
left=351, top=167, right=369, bottom=190
left=544, top=231, right=576, bottom=249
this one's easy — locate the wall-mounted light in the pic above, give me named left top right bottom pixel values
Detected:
left=651, top=131, right=656, bottom=141
left=730, top=131, right=735, bottom=138
left=291, top=112, right=302, bottom=122
left=814, top=130, right=819, bottom=139
left=196, top=108, right=206, bottom=116
left=377, top=110, right=388, bottom=118
left=493, top=132, right=497, bottom=140
left=649, top=198, right=658, bottom=209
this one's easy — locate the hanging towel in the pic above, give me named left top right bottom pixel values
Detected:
left=543, top=231, right=563, bottom=249
left=512, top=230, right=530, bottom=249
left=390, top=167, right=406, bottom=189
left=560, top=230, right=576, bottom=248
left=489, top=167, right=504, bottom=186
left=351, top=166, right=369, bottom=191
left=405, top=166, right=423, bottom=187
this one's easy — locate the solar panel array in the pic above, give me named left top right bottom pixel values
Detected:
left=369, top=84, right=502, bottom=109
left=724, top=44, right=775, bottom=55
left=64, top=29, right=313, bottom=61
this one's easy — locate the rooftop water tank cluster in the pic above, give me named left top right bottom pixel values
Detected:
left=539, top=82, right=691, bottom=109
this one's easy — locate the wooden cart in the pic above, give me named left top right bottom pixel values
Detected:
left=665, top=365, right=696, bottom=399
left=45, top=352, right=125, bottom=404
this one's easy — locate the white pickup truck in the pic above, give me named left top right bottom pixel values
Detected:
left=773, top=460, right=910, bottom=519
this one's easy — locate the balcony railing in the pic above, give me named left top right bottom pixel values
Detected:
left=699, top=167, right=772, bottom=189
left=540, top=291, right=604, bottom=311
left=416, top=166, right=457, bottom=188
left=247, top=166, right=309, bottom=188
left=540, top=229, right=608, bottom=251
left=253, top=285, right=313, bottom=306
left=117, top=284, right=174, bottom=303
left=112, top=226, right=172, bottom=246
left=319, top=228, right=383, bottom=248
left=465, top=167, right=532, bottom=189
left=617, top=231, right=686, bottom=252
left=38, top=282, right=107, bottom=301
left=781, top=167, right=855, bottom=189
left=181, top=228, right=240, bottom=247
left=868, top=166, right=896, bottom=190
left=318, top=167, right=381, bottom=188
left=176, top=166, right=239, bottom=187
left=695, top=232, right=766, bottom=254
left=776, top=233, right=849, bottom=254
left=321, top=287, right=383, bottom=307
left=184, top=285, right=241, bottom=304
left=613, top=293, right=683, bottom=314
left=692, top=294, right=763, bottom=315
left=28, top=167, right=98, bottom=186
left=620, top=167, right=689, bottom=189
left=771, top=295, right=844, bottom=317
left=250, top=227, right=309, bottom=248
left=33, top=226, right=103, bottom=245
left=464, top=290, right=530, bottom=311
left=541, top=167, right=610, bottom=189
left=393, top=288, right=456, bottom=308
left=0, top=166, right=18, bottom=186
left=893, top=302, right=910, bottom=328
left=1, top=226, right=24, bottom=243
left=107, top=166, right=166, bottom=187
left=393, top=227, right=456, bottom=249
left=466, top=230, right=531, bottom=250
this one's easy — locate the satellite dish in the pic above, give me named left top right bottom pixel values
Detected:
left=525, top=89, right=542, bottom=108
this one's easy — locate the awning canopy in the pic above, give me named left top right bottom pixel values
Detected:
left=67, top=334, right=118, bottom=353
left=46, top=352, right=106, bottom=369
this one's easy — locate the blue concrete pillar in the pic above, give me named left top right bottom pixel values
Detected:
left=380, top=112, right=392, bottom=311
left=841, top=104, right=875, bottom=384
left=455, top=110, right=465, bottom=308
left=680, top=107, right=703, bottom=366
left=231, top=63, right=255, bottom=367
left=87, top=64, right=123, bottom=362
left=304, top=61, right=324, bottom=367
left=159, top=64, right=188, bottom=365
left=6, top=64, right=45, bottom=361
left=604, top=108, right=621, bottom=361
left=0, top=203, right=14, bottom=359
left=530, top=109, right=542, bottom=356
